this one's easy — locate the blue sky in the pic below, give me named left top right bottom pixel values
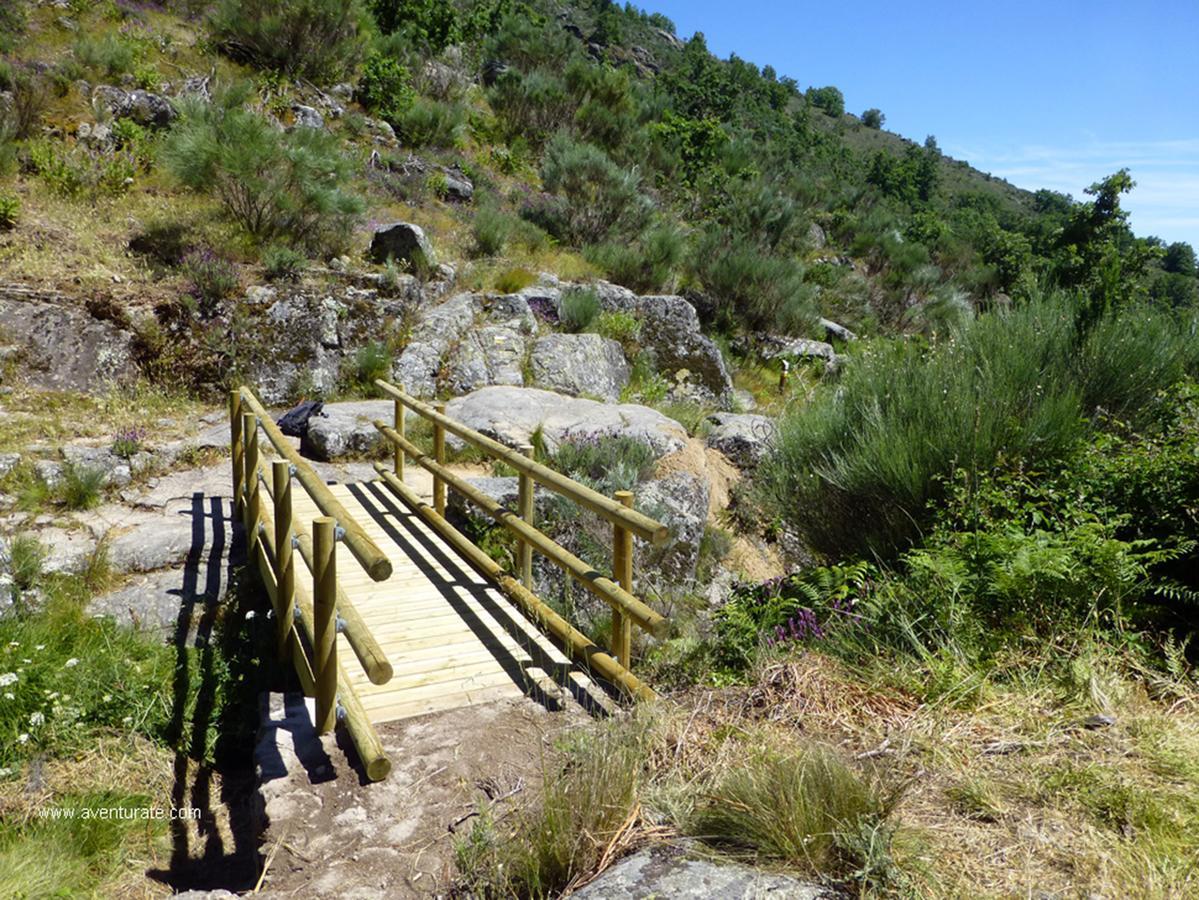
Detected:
left=646, top=0, right=1199, bottom=246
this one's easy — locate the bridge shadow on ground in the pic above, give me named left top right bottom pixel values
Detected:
left=146, top=492, right=267, bottom=893
left=351, top=480, right=620, bottom=718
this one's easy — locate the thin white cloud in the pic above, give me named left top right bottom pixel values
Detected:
left=944, top=139, right=1199, bottom=246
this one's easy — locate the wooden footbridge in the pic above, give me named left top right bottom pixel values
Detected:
left=230, top=382, right=669, bottom=781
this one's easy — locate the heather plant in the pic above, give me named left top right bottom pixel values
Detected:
left=181, top=249, right=239, bottom=315
left=109, top=427, right=146, bottom=460
left=558, top=286, right=600, bottom=332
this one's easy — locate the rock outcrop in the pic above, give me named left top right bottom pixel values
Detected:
left=300, top=400, right=392, bottom=461
left=92, top=85, right=176, bottom=128
left=704, top=412, right=778, bottom=469
left=446, top=386, right=688, bottom=459
left=529, top=332, right=630, bottom=401
left=0, top=286, right=137, bottom=393
left=586, top=282, right=733, bottom=402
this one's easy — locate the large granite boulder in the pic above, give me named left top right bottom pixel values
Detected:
left=704, top=413, right=778, bottom=470
left=0, top=286, right=137, bottom=392
left=637, top=469, right=710, bottom=583
left=582, top=282, right=733, bottom=402
left=446, top=386, right=687, bottom=459
left=530, top=333, right=630, bottom=401
left=300, top=400, right=393, bottom=461
left=368, top=222, right=437, bottom=272
left=573, top=846, right=831, bottom=899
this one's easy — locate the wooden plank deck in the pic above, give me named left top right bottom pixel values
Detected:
left=282, top=479, right=611, bottom=723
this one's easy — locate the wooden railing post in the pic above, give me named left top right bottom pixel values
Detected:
left=229, top=390, right=243, bottom=514
left=272, top=460, right=295, bottom=660
left=611, top=490, right=634, bottom=668
left=517, top=442, right=534, bottom=589
left=393, top=387, right=405, bottom=480
left=313, top=516, right=338, bottom=735
left=433, top=402, right=447, bottom=516
left=242, top=412, right=260, bottom=550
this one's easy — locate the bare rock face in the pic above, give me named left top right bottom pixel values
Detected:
left=446, top=386, right=688, bottom=459
left=92, top=85, right=177, bottom=128
left=573, top=846, right=832, bottom=899
left=0, top=287, right=137, bottom=393
left=529, top=332, right=630, bottom=401
left=583, top=282, right=734, bottom=403
left=300, top=400, right=393, bottom=462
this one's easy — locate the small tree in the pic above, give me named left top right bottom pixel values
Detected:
left=164, top=92, right=363, bottom=250
left=209, top=0, right=368, bottom=82
left=807, top=85, right=844, bottom=117
left=862, top=108, right=884, bottom=129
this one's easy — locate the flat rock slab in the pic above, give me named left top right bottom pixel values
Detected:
left=573, top=845, right=834, bottom=899
left=301, top=401, right=394, bottom=461
left=254, top=692, right=588, bottom=898
left=446, top=386, right=688, bottom=459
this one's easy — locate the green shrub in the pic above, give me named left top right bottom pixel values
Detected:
left=163, top=94, right=363, bottom=249
left=488, top=68, right=573, bottom=145
left=760, top=294, right=1197, bottom=559
left=181, top=249, right=239, bottom=313
left=586, top=310, right=640, bottom=345
left=492, top=267, right=536, bottom=294
left=393, top=97, right=467, bottom=148
left=691, top=743, right=902, bottom=886
left=691, top=228, right=817, bottom=334
left=558, top=286, right=600, bottom=332
left=73, top=34, right=138, bottom=77
left=208, top=0, right=368, bottom=81
left=470, top=204, right=513, bottom=257
left=58, top=464, right=106, bottom=511
left=533, top=134, right=650, bottom=245
left=0, top=193, right=18, bottom=231
left=585, top=223, right=685, bottom=293
left=2, top=71, right=49, bottom=140
left=346, top=341, right=392, bottom=391
left=26, top=140, right=135, bottom=202
left=551, top=434, right=655, bottom=494
left=262, top=245, right=307, bottom=281
left=356, top=51, right=414, bottom=122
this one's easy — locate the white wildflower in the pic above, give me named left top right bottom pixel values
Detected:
left=35, top=645, right=45, bottom=651
left=102, top=694, right=111, bottom=703
left=29, top=711, right=44, bottom=726
left=47, top=692, right=59, bottom=700
left=121, top=716, right=133, bottom=726
left=0, top=673, right=16, bottom=687
left=17, top=733, right=28, bottom=744
left=3, top=693, right=13, bottom=700
left=21, top=658, right=30, bottom=664
left=0, top=768, right=11, bottom=777
left=64, top=658, right=79, bottom=668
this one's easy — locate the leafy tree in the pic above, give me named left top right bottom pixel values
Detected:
left=861, top=108, right=884, bottom=129
left=807, top=86, right=844, bottom=117
left=356, top=51, right=415, bottom=123
left=1163, top=241, right=1197, bottom=276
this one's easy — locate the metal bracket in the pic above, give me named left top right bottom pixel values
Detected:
left=335, top=699, right=347, bottom=723
left=335, top=615, right=347, bottom=634
left=288, top=464, right=297, bottom=476
left=334, top=526, right=346, bottom=542
left=291, top=535, right=301, bottom=550
left=293, top=605, right=302, bottom=621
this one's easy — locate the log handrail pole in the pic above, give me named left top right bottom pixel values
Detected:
left=374, top=380, right=668, bottom=545
left=393, top=387, right=405, bottom=480
left=433, top=402, right=447, bottom=516
left=237, top=387, right=392, bottom=581
left=249, top=456, right=393, bottom=685
left=370, top=445, right=667, bottom=637
left=518, top=442, right=534, bottom=589
left=313, top=516, right=338, bottom=735
left=272, top=460, right=295, bottom=660
left=374, top=465, right=655, bottom=701
left=242, top=412, right=260, bottom=552
left=612, top=490, right=635, bottom=668
left=253, top=502, right=389, bottom=777
left=229, top=390, right=243, bottom=515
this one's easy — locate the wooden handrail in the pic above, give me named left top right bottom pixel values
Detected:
left=370, top=437, right=667, bottom=637
left=375, top=380, right=669, bottom=545
left=238, top=387, right=393, bottom=581
left=374, top=467, right=656, bottom=701
left=252, top=458, right=393, bottom=685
